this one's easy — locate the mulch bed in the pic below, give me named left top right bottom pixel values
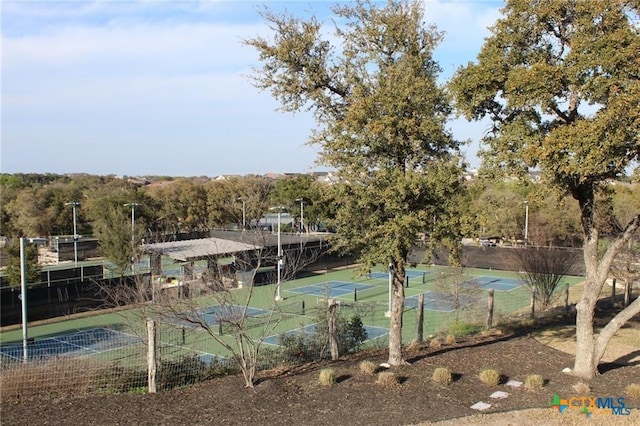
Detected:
left=3, top=330, right=638, bottom=426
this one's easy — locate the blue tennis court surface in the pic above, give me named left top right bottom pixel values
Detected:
left=0, top=327, right=142, bottom=361
left=369, top=270, right=431, bottom=280
left=468, top=276, right=521, bottom=291
left=405, top=291, right=480, bottom=312
left=263, top=323, right=389, bottom=346
left=287, top=281, right=375, bottom=298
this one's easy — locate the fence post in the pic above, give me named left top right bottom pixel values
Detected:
left=564, top=284, right=570, bottom=314
left=486, top=289, right=494, bottom=330
left=147, top=319, right=157, bottom=394
left=416, top=293, right=424, bottom=343
left=611, top=278, right=616, bottom=307
left=328, top=299, right=339, bottom=361
left=624, top=281, right=631, bottom=307
left=530, top=287, right=535, bottom=320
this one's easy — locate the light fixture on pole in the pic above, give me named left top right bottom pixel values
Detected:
left=524, top=200, right=529, bottom=246
left=385, top=263, right=394, bottom=317
left=237, top=197, right=246, bottom=230
left=295, top=198, right=305, bottom=233
left=65, top=202, right=80, bottom=267
left=269, top=206, right=286, bottom=301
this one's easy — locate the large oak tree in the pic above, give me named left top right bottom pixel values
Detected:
left=247, top=0, right=464, bottom=365
left=450, top=0, right=640, bottom=378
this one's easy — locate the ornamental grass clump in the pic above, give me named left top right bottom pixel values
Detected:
left=524, top=374, right=545, bottom=390
left=625, top=383, right=640, bottom=399
left=318, top=368, right=336, bottom=386
left=572, top=381, right=590, bottom=395
left=359, top=360, right=377, bottom=375
left=376, top=371, right=398, bottom=386
left=432, top=367, right=453, bottom=385
left=478, top=368, right=501, bottom=386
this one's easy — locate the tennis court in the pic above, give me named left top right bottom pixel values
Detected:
left=0, top=327, right=142, bottom=361
left=263, top=323, right=389, bottom=346
left=286, top=281, right=375, bottom=298
left=369, top=270, right=431, bottom=281
left=405, top=291, right=480, bottom=312
left=469, top=276, right=522, bottom=291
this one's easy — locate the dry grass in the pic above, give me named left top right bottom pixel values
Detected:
left=444, top=334, right=456, bottom=345
left=318, top=368, right=336, bottom=386
left=572, top=381, right=591, bottom=395
left=0, top=357, right=103, bottom=402
left=432, top=367, right=453, bottom=385
left=359, top=360, right=377, bottom=375
left=625, top=383, right=640, bottom=399
left=524, top=374, right=545, bottom=390
left=478, top=368, right=501, bottom=386
left=376, top=371, right=398, bottom=386
left=429, top=338, right=442, bottom=349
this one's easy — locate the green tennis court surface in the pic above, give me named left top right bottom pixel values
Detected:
left=286, top=281, right=375, bottom=298
left=369, top=270, right=431, bottom=280
left=166, top=305, right=271, bottom=328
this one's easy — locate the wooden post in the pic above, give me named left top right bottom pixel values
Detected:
left=624, top=280, right=631, bottom=307
left=611, top=278, right=617, bottom=307
left=147, top=319, right=157, bottom=394
left=564, top=284, right=570, bottom=314
left=530, top=287, right=535, bottom=320
left=416, top=293, right=425, bottom=343
left=328, top=299, right=339, bottom=361
left=486, top=289, right=494, bottom=330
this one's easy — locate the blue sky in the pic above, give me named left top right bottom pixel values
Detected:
left=1, top=0, right=501, bottom=177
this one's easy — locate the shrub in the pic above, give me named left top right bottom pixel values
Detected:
left=625, top=383, right=640, bottom=399
left=572, top=382, right=590, bottom=395
left=432, top=367, right=453, bottom=385
left=318, top=368, right=336, bottom=386
left=359, top=360, right=377, bottom=375
left=449, top=322, right=482, bottom=338
left=376, top=371, right=398, bottom=386
left=478, top=368, right=501, bottom=386
left=444, top=334, right=456, bottom=345
left=524, top=374, right=545, bottom=390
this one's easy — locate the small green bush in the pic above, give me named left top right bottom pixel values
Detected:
left=359, top=360, right=377, bottom=375
left=449, top=322, right=482, bottom=338
left=524, top=374, right=545, bottom=390
left=478, top=368, right=501, bottom=386
left=319, top=368, right=336, bottom=386
left=432, top=367, right=453, bottom=385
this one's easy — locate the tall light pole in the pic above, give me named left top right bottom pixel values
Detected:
left=295, top=198, right=305, bottom=233
left=65, top=202, right=80, bottom=267
left=237, top=197, right=246, bottom=230
left=385, top=263, right=394, bottom=317
left=124, top=203, right=140, bottom=242
left=524, top=200, right=529, bottom=246
left=269, top=206, right=286, bottom=301
left=20, top=237, right=28, bottom=362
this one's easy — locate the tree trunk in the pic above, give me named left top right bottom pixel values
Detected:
left=387, top=262, right=405, bottom=366
left=571, top=196, right=640, bottom=379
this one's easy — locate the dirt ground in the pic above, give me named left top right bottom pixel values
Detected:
left=2, top=306, right=639, bottom=425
